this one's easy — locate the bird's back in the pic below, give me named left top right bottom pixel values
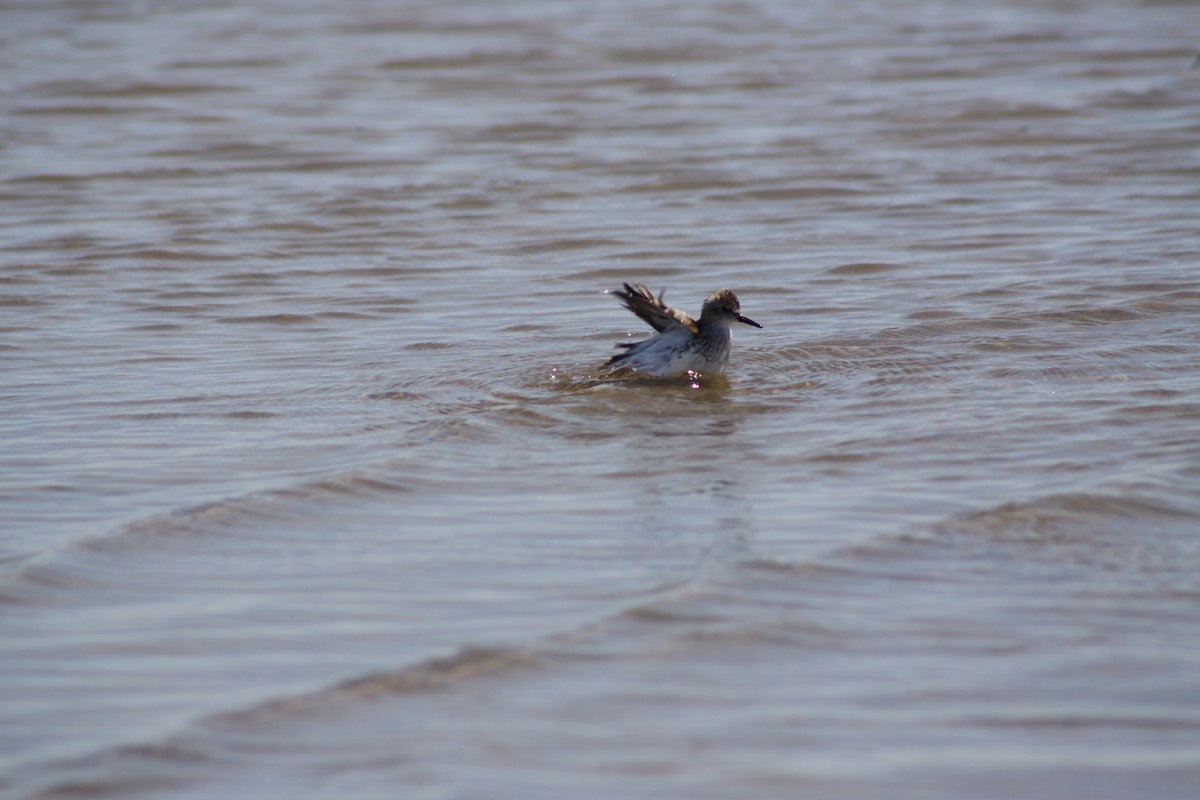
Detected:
left=610, top=283, right=699, bottom=336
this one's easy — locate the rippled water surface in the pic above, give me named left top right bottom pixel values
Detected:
left=3, top=1, right=1199, bottom=797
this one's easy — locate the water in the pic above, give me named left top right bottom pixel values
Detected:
left=3, top=0, right=1199, bottom=797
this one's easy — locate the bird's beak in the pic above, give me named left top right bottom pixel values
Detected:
left=737, top=314, right=763, bottom=329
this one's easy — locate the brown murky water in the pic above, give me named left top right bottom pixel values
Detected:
left=2, top=1, right=1199, bottom=797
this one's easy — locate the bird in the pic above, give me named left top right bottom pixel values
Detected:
left=604, top=282, right=761, bottom=377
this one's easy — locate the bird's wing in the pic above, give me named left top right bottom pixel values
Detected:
left=610, top=283, right=699, bottom=336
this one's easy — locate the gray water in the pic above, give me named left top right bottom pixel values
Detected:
left=3, top=1, right=1199, bottom=798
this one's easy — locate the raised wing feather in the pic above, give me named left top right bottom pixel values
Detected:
left=610, top=283, right=699, bottom=336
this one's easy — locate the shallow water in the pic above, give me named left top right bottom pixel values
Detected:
left=3, top=0, right=1199, bottom=797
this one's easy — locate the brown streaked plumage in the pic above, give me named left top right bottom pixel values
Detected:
left=604, top=282, right=761, bottom=377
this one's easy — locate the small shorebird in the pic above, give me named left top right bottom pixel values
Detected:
left=604, top=283, right=762, bottom=377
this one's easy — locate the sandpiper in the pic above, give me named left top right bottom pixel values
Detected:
left=604, top=282, right=762, bottom=377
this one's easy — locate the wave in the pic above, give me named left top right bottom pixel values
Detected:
left=7, top=485, right=1197, bottom=797
left=0, top=469, right=420, bottom=606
